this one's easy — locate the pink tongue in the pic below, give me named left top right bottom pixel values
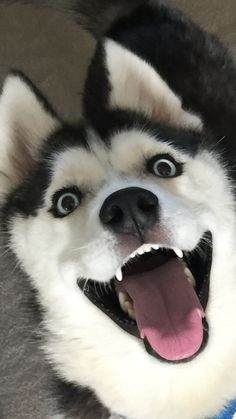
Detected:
left=122, top=258, right=204, bottom=361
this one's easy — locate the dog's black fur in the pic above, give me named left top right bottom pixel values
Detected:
left=83, top=2, right=236, bottom=171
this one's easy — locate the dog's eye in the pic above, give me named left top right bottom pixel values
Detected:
left=52, top=187, right=81, bottom=217
left=147, top=154, right=182, bottom=178
left=153, top=159, right=176, bottom=177
left=57, top=193, right=79, bottom=215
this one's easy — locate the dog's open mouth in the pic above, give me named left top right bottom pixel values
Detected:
left=78, top=232, right=212, bottom=363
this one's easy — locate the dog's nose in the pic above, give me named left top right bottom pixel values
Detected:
left=99, top=187, right=159, bottom=238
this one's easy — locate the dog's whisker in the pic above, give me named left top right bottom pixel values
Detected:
left=0, top=246, right=12, bottom=258
left=94, top=281, right=101, bottom=300
left=82, top=278, right=90, bottom=294
left=104, top=282, right=112, bottom=294
left=70, top=244, right=92, bottom=254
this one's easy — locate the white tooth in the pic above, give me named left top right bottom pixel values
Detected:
left=124, top=243, right=155, bottom=263
left=118, top=292, right=129, bottom=312
left=144, top=244, right=152, bottom=253
left=124, top=300, right=133, bottom=311
left=118, top=292, right=134, bottom=316
left=116, top=268, right=123, bottom=282
left=184, top=267, right=196, bottom=287
left=118, top=292, right=126, bottom=305
left=137, top=249, right=145, bottom=255
left=173, top=247, right=183, bottom=258
left=152, top=245, right=159, bottom=250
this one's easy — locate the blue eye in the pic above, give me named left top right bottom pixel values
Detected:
left=51, top=187, right=81, bottom=217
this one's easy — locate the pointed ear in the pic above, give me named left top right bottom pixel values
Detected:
left=105, top=39, right=202, bottom=131
left=0, top=71, right=61, bottom=200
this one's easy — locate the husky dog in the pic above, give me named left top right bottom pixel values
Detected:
left=1, top=1, right=236, bottom=418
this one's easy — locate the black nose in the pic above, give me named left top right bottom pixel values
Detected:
left=99, top=187, right=159, bottom=238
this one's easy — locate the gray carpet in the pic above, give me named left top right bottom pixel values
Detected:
left=0, top=1, right=236, bottom=418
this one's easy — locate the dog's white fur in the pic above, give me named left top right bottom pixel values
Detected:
left=1, top=64, right=236, bottom=419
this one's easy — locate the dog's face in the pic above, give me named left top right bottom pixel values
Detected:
left=1, top=70, right=236, bottom=418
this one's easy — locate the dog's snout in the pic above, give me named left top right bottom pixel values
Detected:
left=99, top=187, right=159, bottom=237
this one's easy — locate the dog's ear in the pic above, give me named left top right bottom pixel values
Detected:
left=105, top=39, right=202, bottom=130
left=0, top=71, right=61, bottom=201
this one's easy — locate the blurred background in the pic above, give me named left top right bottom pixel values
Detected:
left=0, top=1, right=235, bottom=418
left=0, top=0, right=235, bottom=121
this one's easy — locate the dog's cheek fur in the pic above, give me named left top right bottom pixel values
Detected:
left=9, top=208, right=119, bottom=287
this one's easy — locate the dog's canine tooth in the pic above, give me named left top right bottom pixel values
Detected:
left=116, top=268, right=123, bottom=282
left=173, top=247, right=183, bottom=258
left=152, top=245, right=159, bottom=250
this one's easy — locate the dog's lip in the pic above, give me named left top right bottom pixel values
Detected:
left=77, top=231, right=212, bottom=363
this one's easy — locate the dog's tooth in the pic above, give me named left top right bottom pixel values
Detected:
left=144, top=244, right=152, bottom=253
left=121, top=297, right=134, bottom=316
left=124, top=299, right=133, bottom=308
left=184, top=267, right=196, bottom=287
left=118, top=292, right=129, bottom=312
left=118, top=291, right=126, bottom=305
left=123, top=300, right=135, bottom=319
left=125, top=243, right=155, bottom=262
left=137, top=248, right=145, bottom=255
left=152, top=245, right=159, bottom=250
left=116, top=268, right=123, bottom=282
left=137, top=244, right=151, bottom=255
left=173, top=247, right=183, bottom=258
left=118, top=291, right=135, bottom=320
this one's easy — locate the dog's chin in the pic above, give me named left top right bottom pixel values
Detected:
left=78, top=231, right=212, bottom=364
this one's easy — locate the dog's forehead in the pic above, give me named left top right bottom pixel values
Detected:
left=108, top=129, right=190, bottom=170
left=50, top=128, right=194, bottom=189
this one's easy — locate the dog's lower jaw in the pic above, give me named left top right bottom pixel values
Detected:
left=33, top=270, right=236, bottom=419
